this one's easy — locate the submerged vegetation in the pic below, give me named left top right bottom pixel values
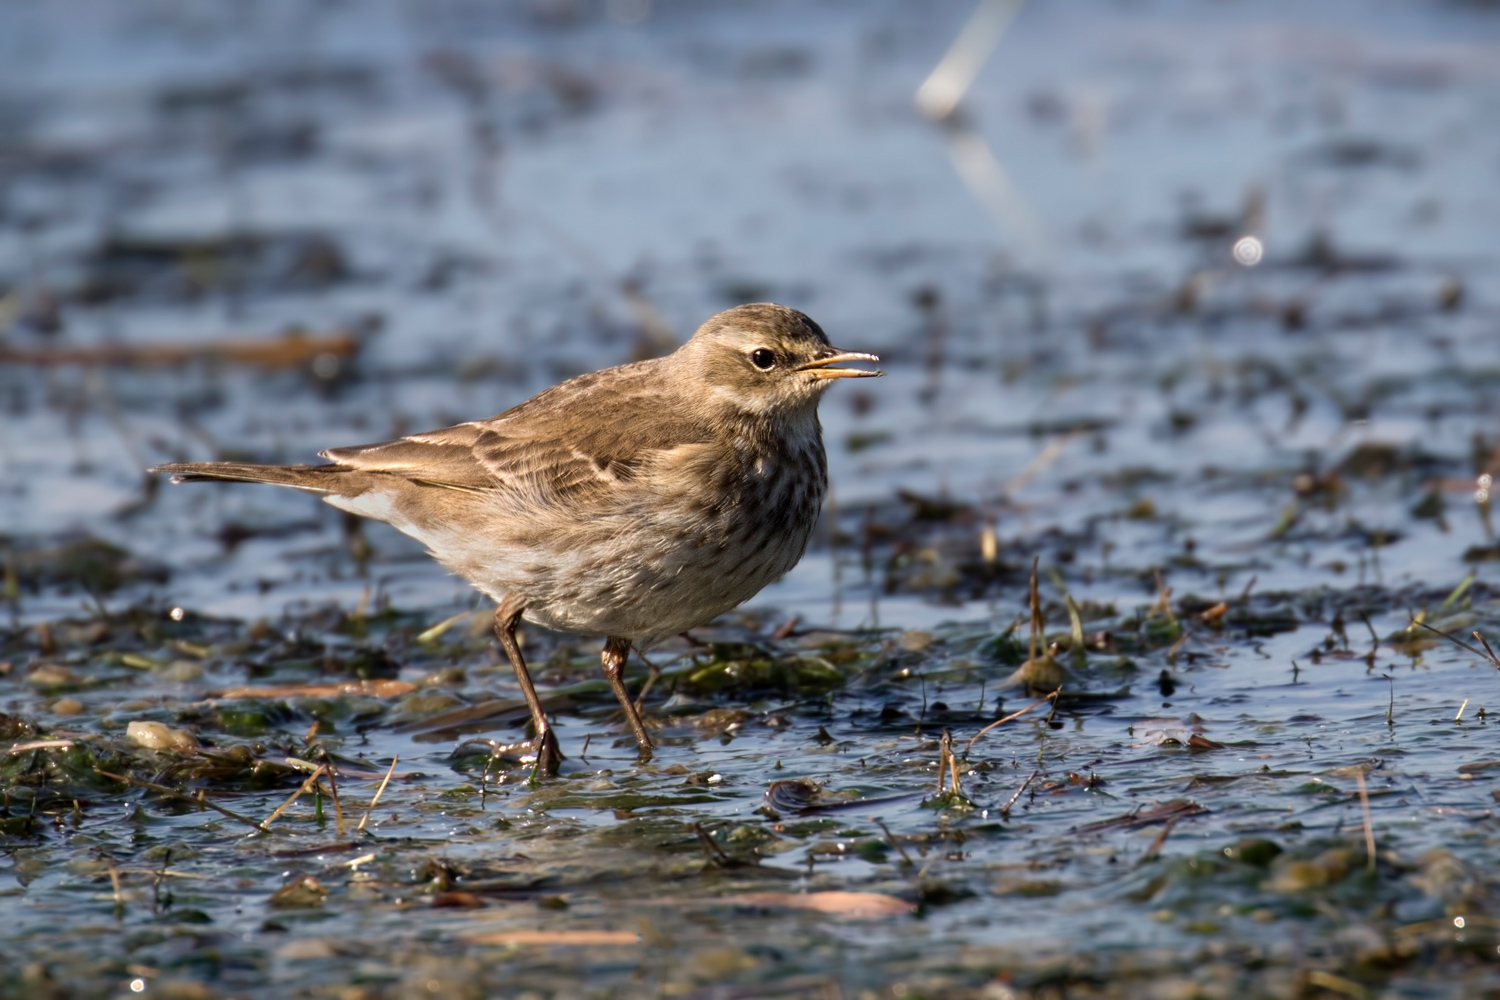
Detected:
left=2, top=552, right=1499, bottom=997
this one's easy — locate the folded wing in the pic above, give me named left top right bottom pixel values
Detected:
left=320, top=362, right=712, bottom=508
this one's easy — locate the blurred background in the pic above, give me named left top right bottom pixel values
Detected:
left=3, top=0, right=1498, bottom=629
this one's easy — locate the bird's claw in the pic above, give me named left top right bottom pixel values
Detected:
left=527, top=729, right=563, bottom=785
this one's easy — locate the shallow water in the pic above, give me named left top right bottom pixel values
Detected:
left=3, top=1, right=1500, bottom=997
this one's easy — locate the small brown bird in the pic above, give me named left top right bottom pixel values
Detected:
left=153, top=304, right=880, bottom=773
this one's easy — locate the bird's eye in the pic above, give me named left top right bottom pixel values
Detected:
left=749, top=348, right=776, bottom=370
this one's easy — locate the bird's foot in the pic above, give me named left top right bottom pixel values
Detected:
left=526, top=729, right=563, bottom=785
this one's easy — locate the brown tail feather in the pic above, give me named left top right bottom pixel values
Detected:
left=150, top=462, right=366, bottom=496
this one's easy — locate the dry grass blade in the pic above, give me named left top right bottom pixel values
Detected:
left=466, top=930, right=639, bottom=946
left=935, top=729, right=962, bottom=797
left=963, top=687, right=1061, bottom=756
left=263, top=767, right=325, bottom=830
left=871, top=817, right=914, bottom=869
left=357, top=756, right=399, bottom=833
left=1001, top=431, right=1081, bottom=501
left=1151, top=569, right=1178, bottom=629
left=1408, top=618, right=1500, bottom=670
left=1306, top=970, right=1369, bottom=1000
left=0, top=329, right=360, bottom=368
left=23, top=329, right=358, bottom=368
left=1000, top=768, right=1039, bottom=816
left=8, top=739, right=77, bottom=754
left=1474, top=630, right=1500, bottom=670
left=416, top=610, right=474, bottom=644
left=676, top=891, right=914, bottom=918
left=633, top=649, right=664, bottom=713
left=215, top=680, right=415, bottom=700
left=322, top=764, right=346, bottom=837
left=97, top=770, right=269, bottom=833
left=1076, top=799, right=1207, bottom=835
left=1137, top=816, right=1179, bottom=866
left=693, top=823, right=740, bottom=869
left=1355, top=769, right=1376, bottom=873
left=914, top=0, right=1025, bottom=121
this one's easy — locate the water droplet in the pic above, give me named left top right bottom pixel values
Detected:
left=1232, top=235, right=1263, bottom=266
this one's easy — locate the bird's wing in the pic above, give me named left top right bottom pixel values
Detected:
left=321, top=363, right=715, bottom=505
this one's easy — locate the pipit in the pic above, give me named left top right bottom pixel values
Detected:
left=152, top=303, right=880, bottom=773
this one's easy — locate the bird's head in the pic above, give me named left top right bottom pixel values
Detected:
left=677, top=303, right=881, bottom=418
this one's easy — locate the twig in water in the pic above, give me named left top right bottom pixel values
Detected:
left=633, top=649, right=663, bottom=712
left=1354, top=770, right=1376, bottom=873
left=417, top=610, right=474, bottom=644
left=948, top=737, right=963, bottom=798
left=871, top=816, right=914, bottom=869
left=357, top=756, right=399, bottom=833
left=0, top=329, right=362, bottom=368
left=1151, top=569, right=1178, bottom=629
left=1000, top=769, right=1039, bottom=816
left=770, top=615, right=801, bottom=642
left=1474, top=630, right=1500, bottom=671
left=693, top=823, right=740, bottom=868
left=1001, top=431, right=1081, bottom=501
left=1137, top=817, right=1179, bottom=866
left=1407, top=618, right=1500, bottom=672
left=1165, top=627, right=1191, bottom=666
left=108, top=862, right=123, bottom=910
left=963, top=687, right=1061, bottom=756
left=1456, top=698, right=1470, bottom=722
left=321, top=762, right=346, bottom=837
left=1439, top=571, right=1476, bottom=613
left=97, top=770, right=268, bottom=833
left=935, top=729, right=962, bottom=797
left=263, top=767, right=325, bottom=830
left=454, top=738, right=527, bottom=806
left=1360, top=613, right=1379, bottom=667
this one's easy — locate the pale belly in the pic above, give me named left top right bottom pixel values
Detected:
left=508, top=459, right=823, bottom=644
left=519, top=510, right=817, bottom=645
left=340, top=430, right=828, bottom=646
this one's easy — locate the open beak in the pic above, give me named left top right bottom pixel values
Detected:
left=797, top=350, right=883, bottom=380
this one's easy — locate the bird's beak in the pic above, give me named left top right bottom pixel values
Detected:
left=797, top=350, right=883, bottom=380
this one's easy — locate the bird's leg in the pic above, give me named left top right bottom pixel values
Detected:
left=493, top=602, right=562, bottom=777
left=602, top=636, right=654, bottom=758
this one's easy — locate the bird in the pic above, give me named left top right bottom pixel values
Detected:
left=152, top=303, right=880, bottom=774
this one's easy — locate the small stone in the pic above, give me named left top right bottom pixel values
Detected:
left=899, top=631, right=934, bottom=652
left=27, top=664, right=82, bottom=689
left=127, top=720, right=199, bottom=752
left=269, top=876, right=328, bottom=908
left=161, top=659, right=204, bottom=683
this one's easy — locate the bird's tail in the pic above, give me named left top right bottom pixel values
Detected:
left=150, top=462, right=363, bottom=496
